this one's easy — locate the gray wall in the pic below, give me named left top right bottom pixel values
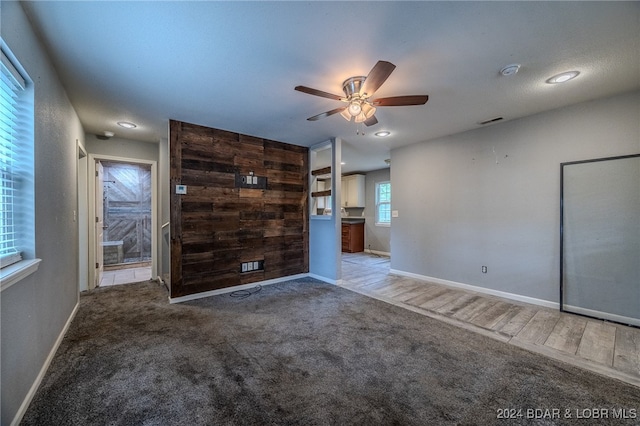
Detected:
left=391, top=91, right=640, bottom=304
left=85, top=133, right=159, bottom=162
left=562, top=156, right=639, bottom=321
left=309, top=138, right=342, bottom=282
left=1, top=2, right=85, bottom=424
left=364, top=168, right=391, bottom=254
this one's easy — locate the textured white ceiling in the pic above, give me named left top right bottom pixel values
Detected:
left=20, top=1, right=640, bottom=173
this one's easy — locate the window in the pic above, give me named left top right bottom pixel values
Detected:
left=375, top=181, right=391, bottom=226
left=1, top=42, right=38, bottom=290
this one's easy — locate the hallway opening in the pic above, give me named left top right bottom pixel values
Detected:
left=99, top=161, right=152, bottom=286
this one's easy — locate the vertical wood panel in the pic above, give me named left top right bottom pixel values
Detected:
left=170, top=120, right=184, bottom=291
left=169, top=120, right=308, bottom=298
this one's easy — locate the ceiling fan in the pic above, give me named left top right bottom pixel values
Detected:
left=295, top=60, right=429, bottom=127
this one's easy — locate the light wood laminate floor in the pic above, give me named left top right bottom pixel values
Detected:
left=340, top=252, right=640, bottom=388
left=100, top=265, right=152, bottom=287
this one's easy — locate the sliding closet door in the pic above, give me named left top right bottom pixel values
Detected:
left=561, top=154, right=639, bottom=326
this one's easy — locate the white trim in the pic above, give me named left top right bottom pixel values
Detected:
left=169, top=273, right=310, bottom=304
left=389, top=268, right=559, bottom=310
left=308, top=272, right=341, bottom=285
left=1, top=47, right=26, bottom=89
left=364, top=249, right=390, bottom=257
left=87, top=154, right=158, bottom=290
left=0, top=251, right=22, bottom=268
left=0, top=258, right=41, bottom=292
left=10, top=301, right=79, bottom=426
left=78, top=141, right=87, bottom=158
left=564, top=304, right=640, bottom=328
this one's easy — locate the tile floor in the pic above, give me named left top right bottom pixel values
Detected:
left=100, top=265, right=152, bottom=287
left=340, top=252, right=640, bottom=387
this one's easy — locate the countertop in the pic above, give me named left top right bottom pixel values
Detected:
left=341, top=218, right=365, bottom=224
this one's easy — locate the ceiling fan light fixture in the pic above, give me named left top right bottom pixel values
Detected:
left=296, top=60, right=429, bottom=127
left=354, top=112, right=367, bottom=123
left=348, top=101, right=362, bottom=117
left=361, top=102, right=376, bottom=119
left=340, top=108, right=352, bottom=121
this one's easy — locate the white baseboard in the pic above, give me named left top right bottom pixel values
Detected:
left=11, top=301, right=79, bottom=426
left=564, top=304, right=640, bottom=327
left=364, top=249, right=390, bottom=257
left=308, top=273, right=342, bottom=285
left=389, top=269, right=559, bottom=310
left=169, top=273, right=310, bottom=303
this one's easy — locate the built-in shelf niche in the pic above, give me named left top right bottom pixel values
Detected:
left=310, top=143, right=333, bottom=217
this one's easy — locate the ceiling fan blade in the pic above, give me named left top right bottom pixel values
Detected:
left=363, top=115, right=378, bottom=127
left=372, top=95, right=429, bottom=106
left=295, top=85, right=344, bottom=101
left=359, top=61, right=396, bottom=97
left=307, top=106, right=347, bottom=121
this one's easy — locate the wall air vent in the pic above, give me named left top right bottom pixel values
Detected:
left=478, top=117, right=504, bottom=125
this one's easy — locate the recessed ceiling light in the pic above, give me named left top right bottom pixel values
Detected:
left=375, top=131, right=391, bottom=137
left=546, top=71, right=580, bottom=84
left=500, top=64, right=520, bottom=76
left=340, top=162, right=346, bottom=165
left=117, top=121, right=137, bottom=129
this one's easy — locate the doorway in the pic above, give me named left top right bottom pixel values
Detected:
left=100, top=161, right=152, bottom=286
left=87, top=154, right=158, bottom=290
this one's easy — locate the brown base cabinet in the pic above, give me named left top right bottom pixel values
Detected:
left=342, top=222, right=364, bottom=253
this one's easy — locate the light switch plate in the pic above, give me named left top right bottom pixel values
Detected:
left=392, top=210, right=399, bottom=217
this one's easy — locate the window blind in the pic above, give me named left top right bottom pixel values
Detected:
left=0, top=49, right=26, bottom=262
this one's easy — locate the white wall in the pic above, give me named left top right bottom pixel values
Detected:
left=364, top=168, right=391, bottom=254
left=1, top=2, right=85, bottom=424
left=391, top=91, right=640, bottom=304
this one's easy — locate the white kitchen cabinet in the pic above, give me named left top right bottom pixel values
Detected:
left=341, top=174, right=365, bottom=208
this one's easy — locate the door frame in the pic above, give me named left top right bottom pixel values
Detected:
left=77, top=141, right=89, bottom=292
left=87, top=153, right=158, bottom=290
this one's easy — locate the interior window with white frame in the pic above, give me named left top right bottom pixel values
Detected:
left=375, top=181, right=391, bottom=226
left=1, top=41, right=37, bottom=285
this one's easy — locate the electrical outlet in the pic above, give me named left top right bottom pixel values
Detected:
left=482, top=266, right=488, bottom=273
left=240, top=260, right=265, bottom=273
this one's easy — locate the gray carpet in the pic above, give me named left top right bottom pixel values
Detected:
left=22, top=279, right=639, bottom=425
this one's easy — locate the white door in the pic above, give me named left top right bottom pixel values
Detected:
left=95, top=161, right=104, bottom=288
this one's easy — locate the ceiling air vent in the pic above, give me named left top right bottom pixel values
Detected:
left=478, top=117, right=504, bottom=125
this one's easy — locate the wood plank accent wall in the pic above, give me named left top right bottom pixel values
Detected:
left=169, top=120, right=309, bottom=298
